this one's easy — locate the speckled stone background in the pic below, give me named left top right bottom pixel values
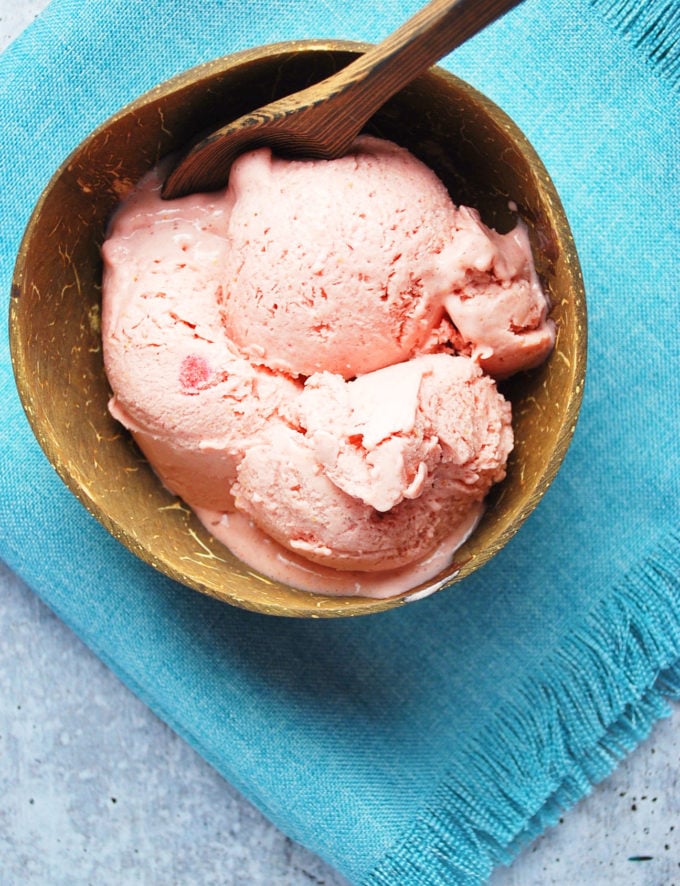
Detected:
left=1, top=3, right=679, bottom=884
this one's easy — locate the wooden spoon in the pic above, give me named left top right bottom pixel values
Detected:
left=162, top=0, right=524, bottom=198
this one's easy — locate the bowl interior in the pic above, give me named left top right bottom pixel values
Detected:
left=10, top=41, right=586, bottom=617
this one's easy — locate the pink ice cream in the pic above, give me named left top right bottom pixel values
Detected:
left=101, top=183, right=300, bottom=512
left=101, top=135, right=554, bottom=598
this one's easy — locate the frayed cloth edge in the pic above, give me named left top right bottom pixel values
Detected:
left=364, top=529, right=680, bottom=886
left=588, top=0, right=680, bottom=90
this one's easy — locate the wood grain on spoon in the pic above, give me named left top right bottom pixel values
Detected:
left=162, top=0, right=523, bottom=199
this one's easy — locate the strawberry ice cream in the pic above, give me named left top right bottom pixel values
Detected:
left=101, top=135, right=554, bottom=598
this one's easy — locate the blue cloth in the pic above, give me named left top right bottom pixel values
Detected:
left=1, top=0, right=679, bottom=882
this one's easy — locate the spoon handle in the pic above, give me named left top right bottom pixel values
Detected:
left=297, top=0, right=524, bottom=154
left=163, top=0, right=524, bottom=196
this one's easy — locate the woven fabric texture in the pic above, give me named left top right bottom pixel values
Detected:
left=1, top=1, right=679, bottom=883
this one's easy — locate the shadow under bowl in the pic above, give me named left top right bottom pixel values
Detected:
left=9, top=40, right=586, bottom=617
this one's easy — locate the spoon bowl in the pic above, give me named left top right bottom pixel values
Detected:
left=10, top=41, right=586, bottom=617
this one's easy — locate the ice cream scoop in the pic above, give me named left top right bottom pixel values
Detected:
left=227, top=355, right=513, bottom=582
left=163, top=0, right=524, bottom=198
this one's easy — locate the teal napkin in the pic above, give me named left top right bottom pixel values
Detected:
left=1, top=1, right=679, bottom=882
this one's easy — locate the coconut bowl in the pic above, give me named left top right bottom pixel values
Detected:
left=9, top=40, right=586, bottom=617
